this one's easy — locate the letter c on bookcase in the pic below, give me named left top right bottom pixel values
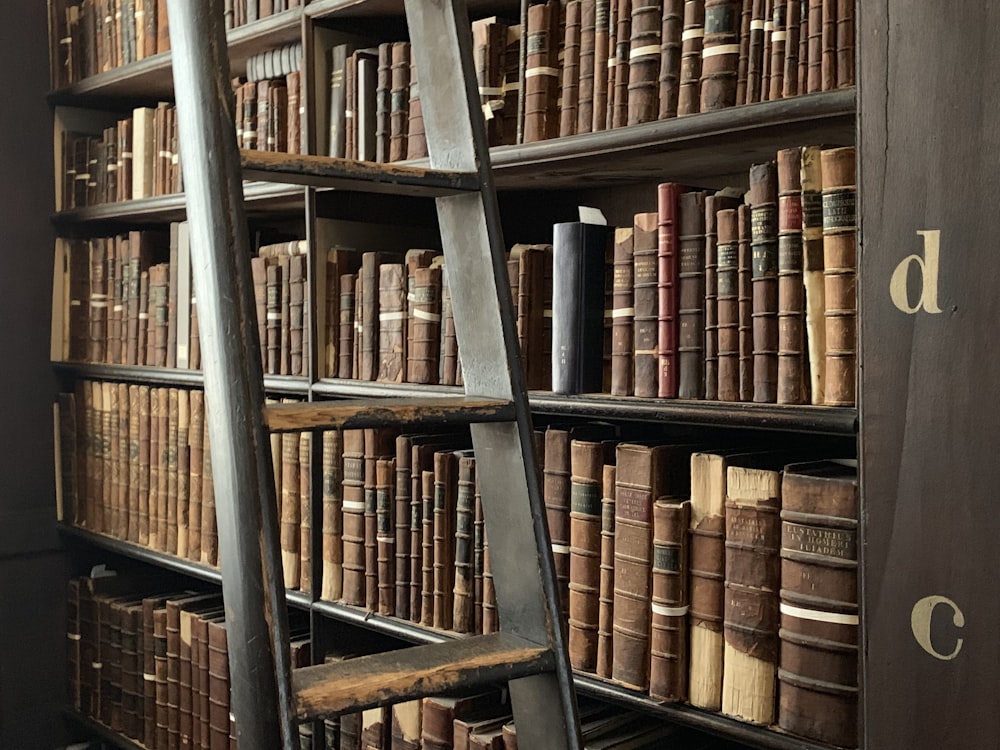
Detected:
left=890, top=230, right=943, bottom=314
left=910, top=594, right=965, bottom=660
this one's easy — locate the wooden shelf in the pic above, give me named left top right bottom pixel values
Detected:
left=58, top=523, right=312, bottom=610
left=51, top=362, right=310, bottom=395
left=311, top=378, right=463, bottom=399
left=309, top=600, right=834, bottom=750
left=47, top=9, right=304, bottom=104
left=306, top=0, right=519, bottom=20
left=64, top=709, right=146, bottom=750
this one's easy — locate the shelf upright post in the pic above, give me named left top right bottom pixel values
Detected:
left=164, top=1, right=296, bottom=749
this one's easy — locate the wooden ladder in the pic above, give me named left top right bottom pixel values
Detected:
left=164, top=1, right=581, bottom=748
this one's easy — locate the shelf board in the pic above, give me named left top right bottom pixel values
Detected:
left=487, top=89, right=857, bottom=190
left=58, top=523, right=312, bottom=609
left=64, top=709, right=145, bottom=750
left=306, top=0, right=519, bottom=19
left=52, top=362, right=205, bottom=387
left=47, top=9, right=304, bottom=104
left=311, top=378, right=463, bottom=399
left=528, top=393, right=858, bottom=435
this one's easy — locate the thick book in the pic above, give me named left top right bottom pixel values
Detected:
left=800, top=145, right=826, bottom=404
left=658, top=0, right=684, bottom=119
left=806, top=0, right=821, bottom=93
left=328, top=43, right=354, bottom=158
left=432, top=448, right=458, bottom=631
left=610, top=0, right=631, bottom=129
left=514, top=244, right=554, bottom=391
left=716, top=208, right=741, bottom=401
left=835, top=0, right=853, bottom=87
left=820, top=146, right=856, bottom=407
left=389, top=42, right=410, bottom=162
left=577, top=0, right=598, bottom=133
left=552, top=221, right=613, bottom=395
left=820, top=0, right=835, bottom=90
left=376, top=457, right=396, bottom=616
left=406, top=58, right=428, bottom=160
left=768, top=0, right=787, bottom=100
left=560, top=1, right=583, bottom=137
left=365, top=429, right=396, bottom=612
left=655, top=186, right=682, bottom=399
left=704, top=192, right=743, bottom=401
left=377, top=263, right=407, bottom=383
left=777, top=146, right=808, bottom=404
left=677, top=0, right=705, bottom=115
left=737, top=203, right=754, bottom=401
left=409, top=264, right=442, bottom=384
left=749, top=160, right=779, bottom=403
left=341, top=428, right=366, bottom=607
left=524, top=0, right=561, bottom=142
left=626, top=0, right=662, bottom=126
left=592, top=0, right=612, bottom=130
left=677, top=190, right=709, bottom=399
left=453, top=451, right=477, bottom=633
left=321, top=430, right=344, bottom=602
left=543, top=426, right=574, bottom=620
left=610, top=227, right=636, bottom=396
left=632, top=212, right=659, bottom=398
left=700, top=0, right=741, bottom=110
left=281, top=429, right=302, bottom=590
left=778, top=460, right=858, bottom=748
left=648, top=497, right=691, bottom=702
left=746, top=0, right=766, bottom=101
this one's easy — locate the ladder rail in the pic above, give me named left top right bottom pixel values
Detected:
left=165, top=1, right=297, bottom=749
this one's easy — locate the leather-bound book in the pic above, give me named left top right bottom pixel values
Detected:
left=376, top=457, right=396, bottom=616
left=721, top=457, right=783, bottom=725
left=345, top=53, right=357, bottom=160
left=341, top=428, right=366, bottom=606
left=153, top=605, right=170, bottom=748
left=700, top=0, right=741, bottom=110
left=341, top=711, right=362, bottom=749
left=322, top=430, right=344, bottom=601
left=394, top=435, right=414, bottom=619
left=737, top=204, right=754, bottom=401
left=799, top=146, right=826, bottom=404
left=119, top=601, right=143, bottom=739
left=514, top=244, right=554, bottom=390
left=482, top=525, right=498, bottom=634
left=327, top=43, right=352, bottom=157
left=67, top=579, right=82, bottom=711
left=611, top=0, right=632, bottom=128
left=610, top=227, right=635, bottom=396
left=568, top=438, right=615, bottom=672
left=749, top=160, right=779, bottom=403
left=677, top=0, right=705, bottom=115
left=338, top=271, right=357, bottom=379
left=135, top=385, right=150, bottom=545
left=299, top=433, right=313, bottom=594
left=406, top=58, right=428, bottom=160
left=455, top=713, right=512, bottom=750
left=453, top=451, right=477, bottom=633
left=677, top=190, right=708, bottom=399
left=835, top=0, right=852, bottom=87
left=820, top=146, right=856, bottom=407
left=421, top=692, right=503, bottom=750
left=626, top=0, right=662, bottom=126
left=777, top=147, right=808, bottom=404
left=500, top=24, right=522, bottom=146
left=805, top=0, right=821, bottom=92
left=362, top=706, right=387, bottom=750
left=433, top=449, right=458, bottom=630
left=391, top=700, right=423, bottom=750
left=577, top=0, right=598, bottom=133
left=544, top=426, right=574, bottom=619
left=355, top=49, right=379, bottom=162
left=560, top=1, right=583, bottom=137
left=612, top=442, right=678, bottom=690
left=206, top=617, right=231, bottom=750
left=365, top=429, right=396, bottom=611
left=552, top=222, right=613, bottom=395
left=411, top=438, right=458, bottom=623
left=420, top=468, right=436, bottom=627
left=201, top=428, right=218, bottom=567
left=389, top=42, right=410, bottom=162
left=820, top=0, right=835, bottom=89
left=289, top=253, right=306, bottom=376
left=658, top=0, right=684, bottom=119
left=778, top=460, right=858, bottom=748
left=287, top=70, right=302, bottom=154
left=596, top=463, right=616, bottom=678
left=630, top=211, right=659, bottom=398
left=250, top=256, right=267, bottom=367
left=375, top=43, right=391, bottom=162
left=67, top=240, right=90, bottom=363
left=281, top=430, right=302, bottom=590
left=167, top=593, right=220, bottom=748
left=592, top=0, right=611, bottom=131
left=106, top=384, right=120, bottom=539
left=705, top=192, right=743, bottom=401
left=377, top=263, right=406, bottom=383
left=264, top=261, right=281, bottom=374
left=524, top=0, right=560, bottom=142
left=760, top=0, right=773, bottom=100
left=360, top=251, right=389, bottom=381
left=767, top=0, right=786, bottom=99
left=649, top=497, right=691, bottom=702
left=88, top=238, right=108, bottom=364
left=147, top=385, right=161, bottom=547
left=781, top=0, right=801, bottom=96
left=474, top=489, right=485, bottom=634
left=654, top=186, right=682, bottom=398
left=175, top=389, right=190, bottom=557
left=472, top=17, right=507, bottom=147
left=106, top=236, right=123, bottom=365
left=187, top=390, right=204, bottom=562
left=716, top=208, right=741, bottom=401
left=745, top=0, right=765, bottom=101
left=403, top=249, right=438, bottom=383
left=410, top=264, right=443, bottom=384
left=439, top=265, right=460, bottom=385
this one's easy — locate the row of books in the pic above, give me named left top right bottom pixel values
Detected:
left=48, top=0, right=306, bottom=89
left=546, top=144, right=857, bottom=406
left=524, top=0, right=855, bottom=144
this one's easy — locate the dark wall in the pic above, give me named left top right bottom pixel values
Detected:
left=0, top=3, right=66, bottom=748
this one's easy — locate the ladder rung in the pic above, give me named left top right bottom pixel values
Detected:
left=240, top=150, right=481, bottom=196
left=293, top=632, right=555, bottom=719
left=264, top=396, right=514, bottom=432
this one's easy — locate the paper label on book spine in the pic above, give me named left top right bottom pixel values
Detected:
left=782, top=521, right=857, bottom=561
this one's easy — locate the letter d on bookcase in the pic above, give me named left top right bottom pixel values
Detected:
left=890, top=230, right=943, bottom=314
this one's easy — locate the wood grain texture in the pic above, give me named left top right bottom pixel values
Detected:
left=264, top=396, right=514, bottom=432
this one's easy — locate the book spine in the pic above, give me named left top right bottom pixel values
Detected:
left=749, top=160, right=779, bottom=403
left=543, top=427, right=573, bottom=620
left=289, top=254, right=306, bottom=377
left=611, top=0, right=632, bottom=128
left=835, top=0, right=852, bottom=87
left=560, top=0, right=583, bottom=137
left=432, top=450, right=457, bottom=630
left=453, top=454, right=476, bottom=633
left=406, top=59, right=427, bottom=159
left=377, top=457, right=397, bottom=616
left=700, top=0, right=741, bottom=110
left=658, top=0, right=684, bottom=118
left=677, top=0, right=705, bottom=115
left=721, top=464, right=781, bottom=725
left=166, top=388, right=179, bottom=554
left=610, top=228, right=636, bottom=396
left=800, top=147, right=826, bottom=405
left=654, top=185, right=680, bottom=398
left=716, top=209, right=740, bottom=401
left=320, top=430, right=344, bottom=602
left=281, top=430, right=301, bottom=589
left=395, top=436, right=413, bottom=620
left=594, top=0, right=612, bottom=131
left=677, top=190, right=708, bottom=399
left=410, top=265, right=442, bottom=385
left=568, top=439, right=605, bottom=672
left=341, top=429, right=366, bottom=606
left=760, top=0, right=773, bottom=100
left=782, top=0, right=801, bottom=96
left=820, top=0, right=835, bottom=89
left=626, top=0, right=662, bottom=126
left=389, top=42, right=410, bottom=162
left=365, top=429, right=395, bottom=611
left=768, top=0, right=786, bottom=99
left=187, top=390, right=204, bottom=561
left=578, top=0, right=598, bottom=133
left=473, top=489, right=485, bottom=634
left=482, top=524, right=498, bottom=634
left=377, top=263, right=406, bottom=383
left=649, top=498, right=691, bottom=701
left=410, top=445, right=426, bottom=622
left=806, top=0, right=821, bottom=92
left=201, top=427, right=218, bottom=567
left=360, top=252, right=380, bottom=382
left=338, top=272, right=357, bottom=380
left=737, top=204, right=754, bottom=401
left=299, top=433, right=312, bottom=594
left=820, top=146, right=856, bottom=407
left=420, top=468, right=435, bottom=627
left=777, top=147, right=808, bottom=404
left=524, top=2, right=558, bottom=143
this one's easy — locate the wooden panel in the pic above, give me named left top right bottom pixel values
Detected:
left=860, top=1, right=1000, bottom=747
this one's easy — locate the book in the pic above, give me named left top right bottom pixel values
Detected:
left=749, top=160, right=779, bottom=403
left=389, top=42, right=410, bottom=162
left=432, top=448, right=458, bottom=630
left=524, top=0, right=561, bottom=142
left=453, top=451, right=477, bottom=633
left=800, top=145, right=826, bottom=404
left=737, top=203, right=754, bottom=401
left=552, top=221, right=613, bottom=395
left=560, top=1, right=583, bottom=137
left=677, top=0, right=705, bottom=115
left=406, top=58, right=427, bottom=160
left=577, top=0, right=598, bottom=133
left=648, top=497, right=691, bottom=702
left=655, top=186, right=682, bottom=399
left=610, top=227, right=636, bottom=396
left=515, top=244, right=554, bottom=390
left=677, top=190, right=708, bottom=399
left=341, top=428, right=366, bottom=607
left=820, top=146, right=856, bottom=407
left=632, top=212, right=659, bottom=398
left=716, top=208, right=741, bottom=401
left=365, top=428, right=396, bottom=611
left=657, top=0, right=684, bottom=119
left=610, top=0, right=631, bottom=129
left=626, top=0, right=662, bottom=126
left=776, top=146, right=808, bottom=404
left=328, top=43, right=354, bottom=158
left=376, top=457, right=396, bottom=615
left=778, top=460, right=858, bottom=748
left=768, top=0, right=787, bottom=99
left=700, top=0, right=741, bottom=111
left=704, top=191, right=743, bottom=401
left=377, top=263, right=407, bottom=383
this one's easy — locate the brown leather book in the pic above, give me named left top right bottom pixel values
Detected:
left=749, top=160, right=779, bottom=403
left=281, top=429, right=302, bottom=590
left=206, top=617, right=231, bottom=750
left=745, top=0, right=765, bottom=101
left=700, top=0, right=741, bottom=111
left=649, top=497, right=691, bottom=702
left=409, top=264, right=442, bottom=385
left=611, top=0, right=631, bottom=128
left=453, top=451, right=477, bottom=633
left=167, top=593, right=221, bottom=748
left=721, top=457, right=783, bottom=725
left=658, top=0, right=684, bottom=119
left=735, top=0, right=752, bottom=102
left=361, top=251, right=399, bottom=382
left=524, top=0, right=561, bottom=142
left=341, top=428, right=366, bottom=606
left=439, top=265, right=459, bottom=385
left=593, top=0, right=612, bottom=130
left=201, top=427, right=218, bottom=567
left=403, top=249, right=438, bottom=384
left=776, top=147, right=808, bottom=404
left=778, top=460, right=858, bottom=748
left=760, top=0, right=773, bottom=100
left=395, top=435, right=416, bottom=620
left=799, top=145, right=826, bottom=405
left=578, top=0, right=598, bottom=133
left=135, top=385, right=150, bottom=544
left=88, top=238, right=108, bottom=364
left=737, top=204, right=754, bottom=401
left=515, top=244, right=554, bottom=391
left=264, top=261, right=281, bottom=374
left=610, top=227, right=636, bottom=396
left=820, top=0, right=835, bottom=89
left=389, top=42, right=410, bottom=162
left=568, top=438, right=614, bottom=672
left=767, top=0, right=786, bottom=99
left=165, top=388, right=179, bottom=554
left=677, top=0, right=705, bottom=115
left=377, top=263, right=407, bottom=383
left=187, top=390, right=204, bottom=562
left=406, top=58, right=428, bottom=160
left=630, top=211, right=658, bottom=398
left=119, top=601, right=143, bottom=740
left=482, top=525, right=498, bottom=634
left=321, top=430, right=344, bottom=602
left=805, top=0, right=821, bottom=92
left=455, top=713, right=512, bottom=750
left=626, top=0, right=662, bottom=126
left=835, top=0, right=852, bottom=87
left=677, top=190, right=709, bottom=399
left=365, top=429, right=396, bottom=611
left=106, top=384, right=121, bottom=539
left=175, top=389, right=190, bottom=558
left=147, top=385, right=161, bottom=547
left=705, top=192, right=743, bottom=401
left=289, top=253, right=306, bottom=376
left=420, top=468, right=436, bottom=627
left=421, top=692, right=504, bottom=750
left=544, top=426, right=574, bottom=619
left=612, top=442, right=684, bottom=690
left=286, top=70, right=302, bottom=155
left=716, top=208, right=741, bottom=401
left=376, top=457, right=397, bottom=616
left=474, top=488, right=486, bottom=634
left=560, top=1, right=583, bottom=137
left=820, top=146, right=856, bottom=407
left=67, top=579, right=82, bottom=711
left=596, top=464, right=616, bottom=678
left=299, top=433, right=312, bottom=594
left=500, top=24, right=521, bottom=146
left=654, top=186, right=682, bottom=399
left=412, top=438, right=456, bottom=623
left=471, top=18, right=506, bottom=147
left=153, top=605, right=170, bottom=748
left=338, top=271, right=357, bottom=380
left=345, top=53, right=358, bottom=160
left=433, top=448, right=458, bottom=631
left=781, top=0, right=801, bottom=96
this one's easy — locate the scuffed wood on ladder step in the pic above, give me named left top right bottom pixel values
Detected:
left=264, top=396, right=514, bottom=432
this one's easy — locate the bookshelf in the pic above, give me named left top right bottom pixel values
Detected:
left=46, top=1, right=868, bottom=750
